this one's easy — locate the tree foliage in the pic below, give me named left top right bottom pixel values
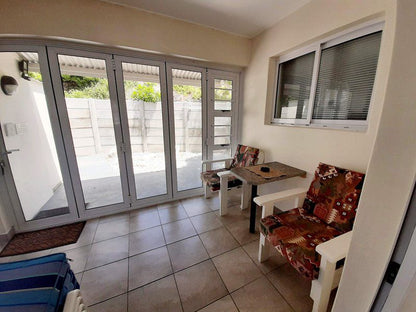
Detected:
left=65, top=78, right=109, bottom=99
left=62, top=75, right=100, bottom=92
left=173, top=85, right=201, bottom=100
left=28, top=71, right=42, bottom=82
left=131, top=83, right=161, bottom=102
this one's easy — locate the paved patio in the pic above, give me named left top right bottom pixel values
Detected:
left=33, top=156, right=202, bottom=220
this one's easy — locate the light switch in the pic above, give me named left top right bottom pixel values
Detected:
left=4, top=123, right=17, bottom=137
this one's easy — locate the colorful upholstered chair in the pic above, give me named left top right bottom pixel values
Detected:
left=254, top=163, right=365, bottom=312
left=201, top=144, right=264, bottom=215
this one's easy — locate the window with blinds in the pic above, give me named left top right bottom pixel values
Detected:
left=273, top=23, right=383, bottom=130
left=275, top=52, right=315, bottom=119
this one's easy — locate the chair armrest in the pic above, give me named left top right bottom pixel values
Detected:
left=316, top=231, right=353, bottom=263
left=253, top=187, right=308, bottom=207
left=217, top=170, right=233, bottom=177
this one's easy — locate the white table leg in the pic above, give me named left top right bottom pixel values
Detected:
left=219, top=174, right=229, bottom=216
left=241, top=181, right=252, bottom=210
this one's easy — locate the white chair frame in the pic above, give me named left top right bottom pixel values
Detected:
left=254, top=188, right=353, bottom=312
left=202, top=150, right=265, bottom=216
left=63, top=289, right=87, bottom=312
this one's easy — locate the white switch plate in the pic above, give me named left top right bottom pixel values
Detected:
left=15, top=123, right=27, bottom=134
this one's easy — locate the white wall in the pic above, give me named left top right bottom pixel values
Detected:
left=241, top=0, right=416, bottom=309
left=334, top=0, right=416, bottom=310
left=0, top=0, right=251, bottom=67
left=242, top=0, right=395, bottom=174
left=0, top=53, right=62, bottom=220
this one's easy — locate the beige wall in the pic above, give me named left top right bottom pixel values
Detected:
left=242, top=0, right=395, bottom=173
left=334, top=0, right=416, bottom=310
left=0, top=0, right=250, bottom=67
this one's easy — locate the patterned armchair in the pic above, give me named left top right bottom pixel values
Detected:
left=254, top=163, right=365, bottom=312
left=201, top=144, right=264, bottom=214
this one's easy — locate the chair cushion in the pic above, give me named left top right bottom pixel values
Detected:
left=200, top=168, right=242, bottom=192
left=302, top=162, right=365, bottom=233
left=229, top=144, right=260, bottom=168
left=260, top=207, right=342, bottom=279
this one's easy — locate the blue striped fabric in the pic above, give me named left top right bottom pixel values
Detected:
left=0, top=253, right=79, bottom=312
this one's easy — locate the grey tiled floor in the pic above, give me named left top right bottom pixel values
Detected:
left=2, top=192, right=326, bottom=312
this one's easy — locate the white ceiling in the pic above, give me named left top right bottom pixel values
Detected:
left=102, top=0, right=312, bottom=38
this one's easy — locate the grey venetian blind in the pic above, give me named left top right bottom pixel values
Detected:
left=313, top=31, right=382, bottom=120
left=275, top=52, right=315, bottom=119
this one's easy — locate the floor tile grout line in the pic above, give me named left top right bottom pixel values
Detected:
left=264, top=272, right=298, bottom=312
left=78, top=195, right=301, bottom=311
left=87, top=292, right=127, bottom=309
left=159, top=214, right=185, bottom=312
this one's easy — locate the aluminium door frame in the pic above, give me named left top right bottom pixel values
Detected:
left=47, top=47, right=130, bottom=219
left=166, top=63, right=207, bottom=198
left=0, top=45, right=79, bottom=231
left=113, top=55, right=173, bottom=208
left=206, top=69, right=240, bottom=160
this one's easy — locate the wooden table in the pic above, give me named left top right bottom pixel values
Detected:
left=231, top=161, right=306, bottom=233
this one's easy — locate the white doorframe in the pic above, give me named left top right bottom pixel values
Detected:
left=0, top=45, right=79, bottom=231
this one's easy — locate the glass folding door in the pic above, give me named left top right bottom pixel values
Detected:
left=0, top=46, right=78, bottom=230
left=167, top=64, right=206, bottom=196
left=114, top=56, right=171, bottom=205
left=48, top=48, right=130, bottom=217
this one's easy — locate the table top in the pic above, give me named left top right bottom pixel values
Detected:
left=230, top=161, right=306, bottom=185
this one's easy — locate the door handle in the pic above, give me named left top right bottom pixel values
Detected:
left=1, top=149, right=20, bottom=155
left=0, top=160, right=5, bottom=175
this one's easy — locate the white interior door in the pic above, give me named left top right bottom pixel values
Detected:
left=0, top=46, right=78, bottom=230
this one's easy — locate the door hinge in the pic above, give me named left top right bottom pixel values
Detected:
left=385, top=261, right=400, bottom=285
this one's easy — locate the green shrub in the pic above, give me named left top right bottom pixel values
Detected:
left=131, top=83, right=161, bottom=102
left=28, top=71, right=42, bottom=82
left=65, top=79, right=109, bottom=99
left=173, top=85, right=201, bottom=100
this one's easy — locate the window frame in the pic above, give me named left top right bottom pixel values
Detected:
left=272, top=21, right=384, bottom=131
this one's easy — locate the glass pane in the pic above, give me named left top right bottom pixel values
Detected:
left=214, top=79, right=232, bottom=89
left=214, top=101, right=232, bottom=111
left=214, top=117, right=231, bottom=126
left=214, top=89, right=232, bottom=100
left=0, top=52, right=69, bottom=221
left=172, top=68, right=202, bottom=191
left=214, top=126, right=231, bottom=136
left=121, top=62, right=167, bottom=199
left=214, top=136, right=230, bottom=145
left=313, top=32, right=382, bottom=120
left=275, top=52, right=315, bottom=119
left=213, top=148, right=232, bottom=160
left=58, top=54, right=123, bottom=209
left=212, top=148, right=232, bottom=170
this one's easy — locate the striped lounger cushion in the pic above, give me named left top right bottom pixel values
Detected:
left=0, top=253, right=79, bottom=312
